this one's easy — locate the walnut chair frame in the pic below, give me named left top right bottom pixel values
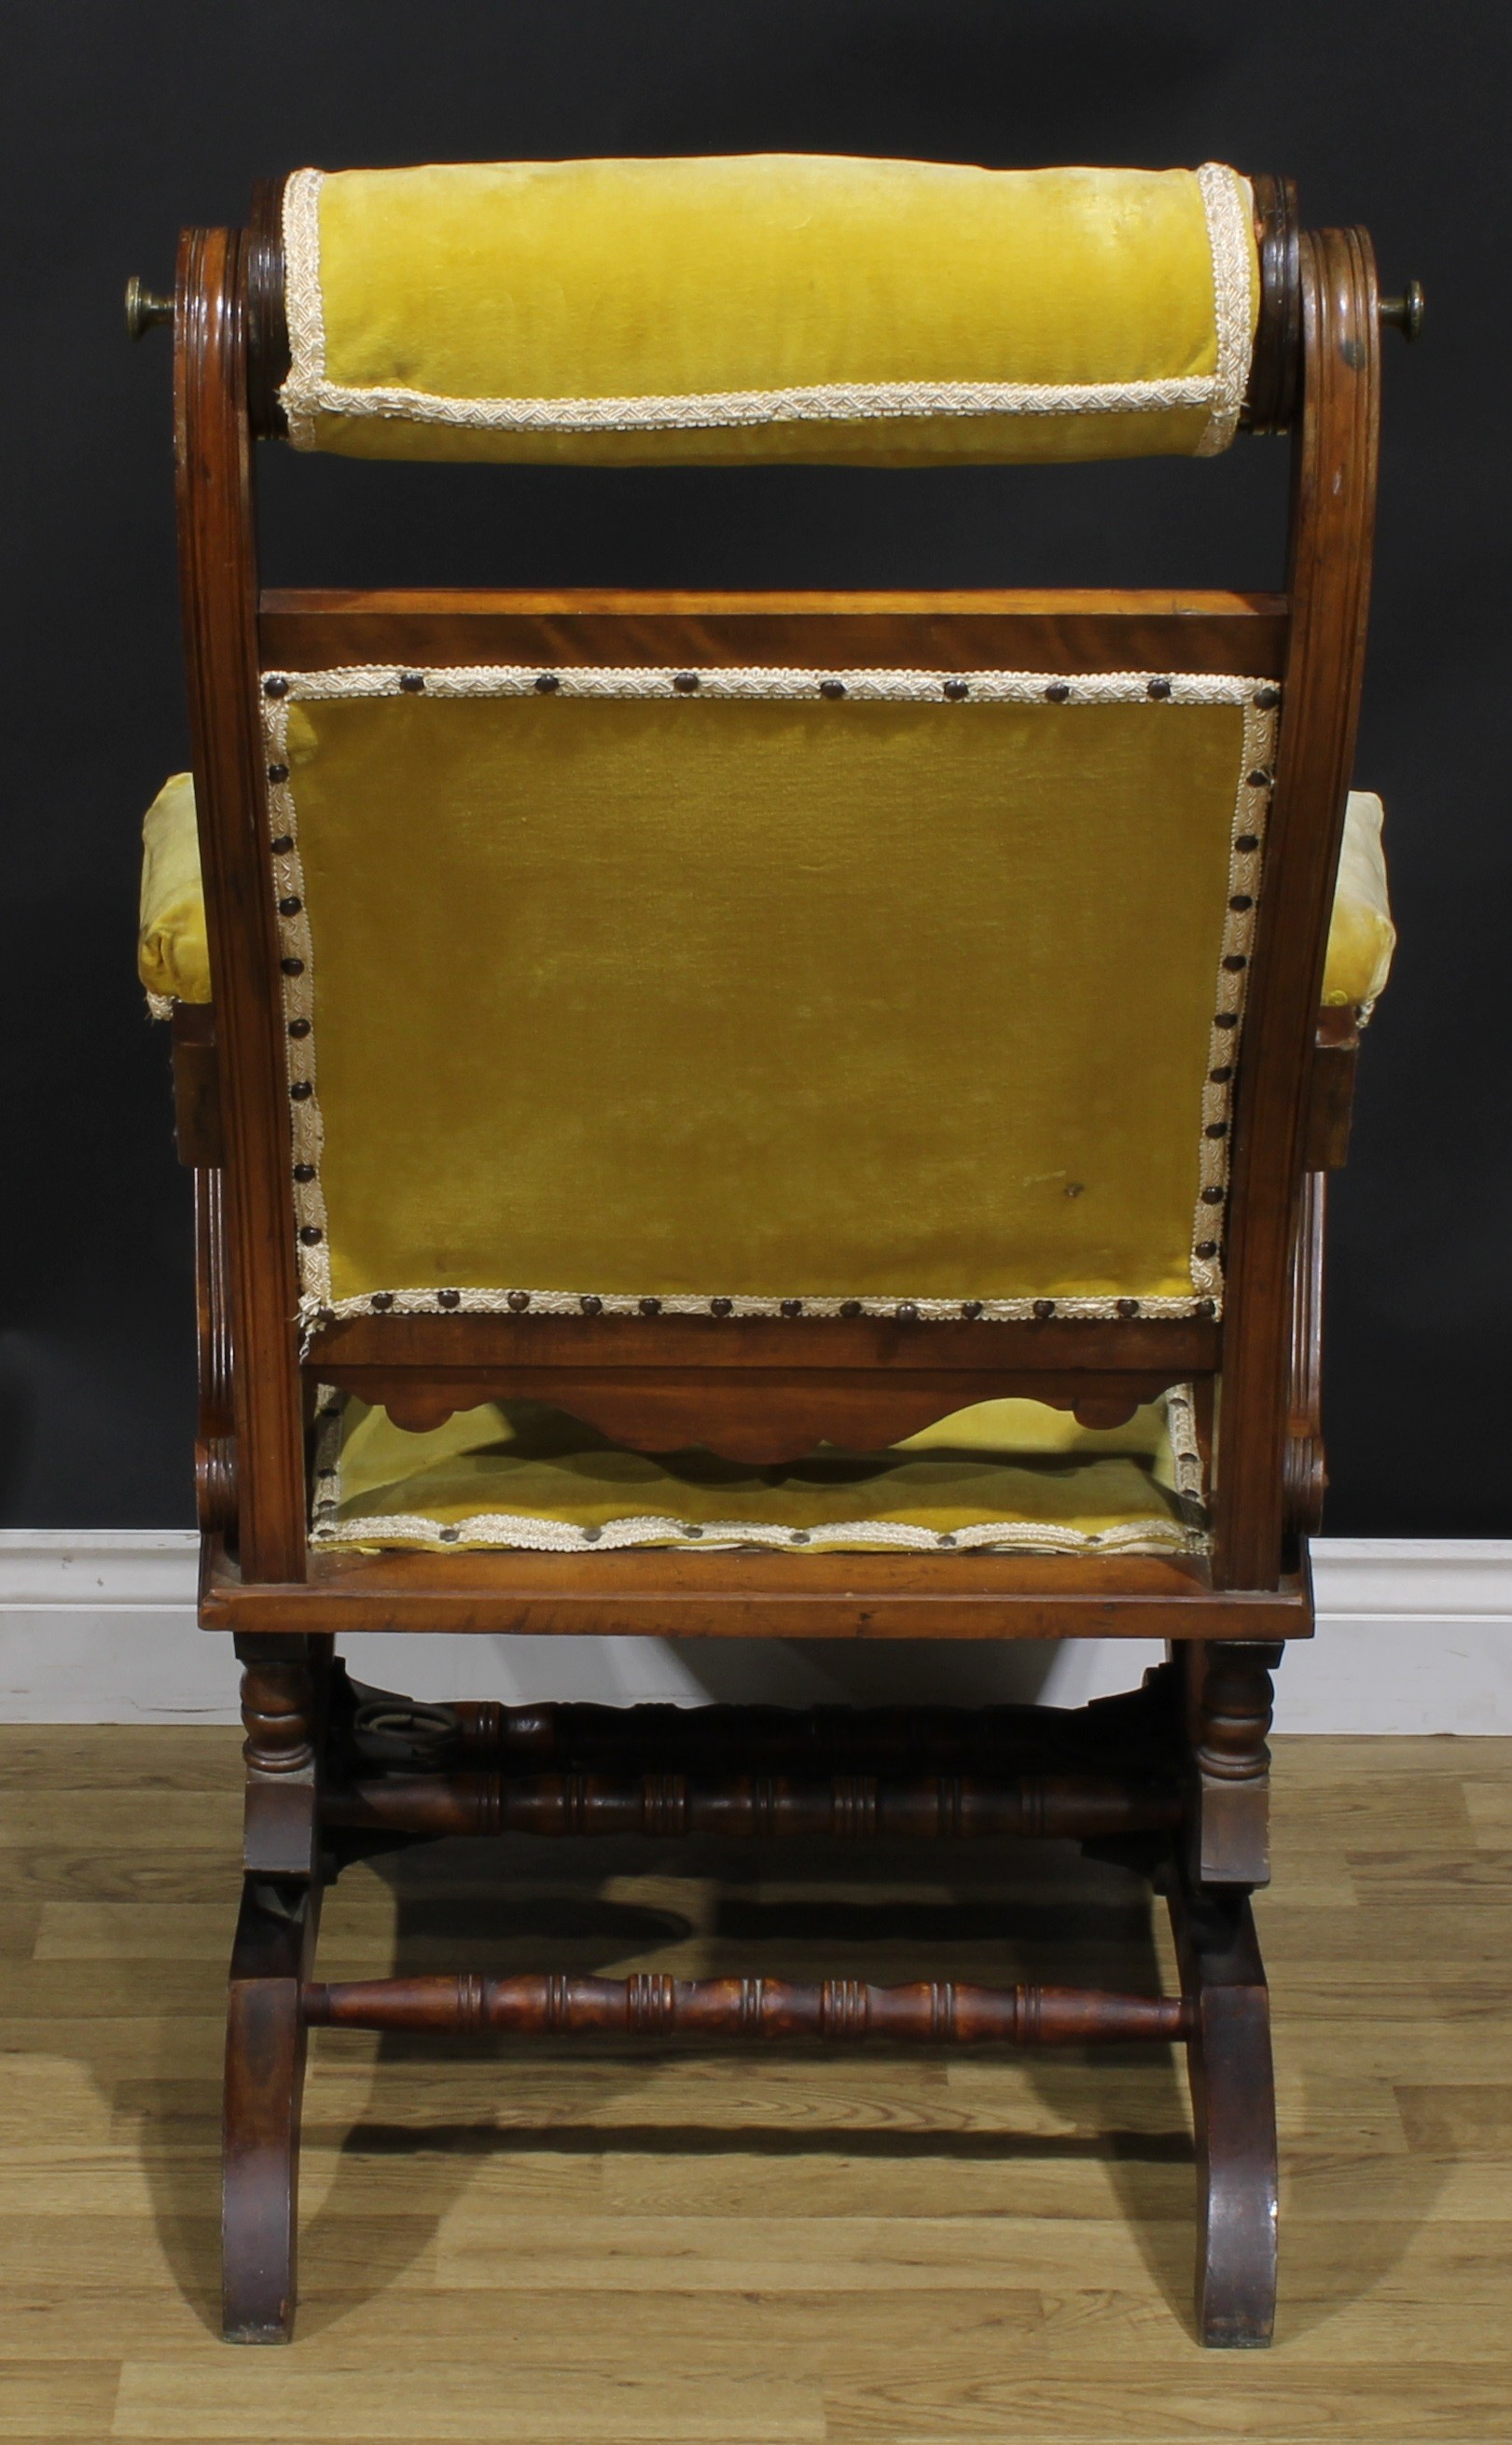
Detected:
left=152, top=174, right=1393, bottom=2346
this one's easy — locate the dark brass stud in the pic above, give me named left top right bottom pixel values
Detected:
left=1223, top=953, right=1247, bottom=972
left=1254, top=686, right=1281, bottom=709
left=683, top=1525, right=703, bottom=1539
left=1146, top=677, right=1172, bottom=700
left=439, top=1525, right=461, bottom=1542
left=278, top=895, right=302, bottom=917
left=839, top=1299, right=864, bottom=1318
left=1229, top=894, right=1254, bottom=911
left=1196, top=1240, right=1219, bottom=1259
left=1117, top=1298, right=1140, bottom=1317
left=582, top=1524, right=603, bottom=1542
left=960, top=1299, right=983, bottom=1318
left=1214, top=1011, right=1239, bottom=1029
left=673, top=673, right=701, bottom=694
left=579, top=1293, right=603, bottom=1315
left=313, top=1306, right=336, bottom=1329
left=937, top=1533, right=957, bottom=1548
left=895, top=1300, right=920, bottom=1323
left=1246, top=770, right=1272, bottom=789
left=819, top=680, right=845, bottom=700
left=281, top=956, right=304, bottom=977
left=289, top=1080, right=312, bottom=1101
left=711, top=1297, right=733, bottom=1316
left=1205, top=1121, right=1228, bottom=1139
left=1236, top=833, right=1260, bottom=854
left=534, top=672, right=560, bottom=693
left=267, top=763, right=289, bottom=785
left=506, top=1290, right=531, bottom=1312
left=1033, top=1298, right=1056, bottom=1319
left=1196, top=1297, right=1217, bottom=1318
left=1201, top=1186, right=1226, bottom=1204
left=790, top=1530, right=811, bottom=1545
left=293, top=1162, right=316, bottom=1182
left=398, top=672, right=426, bottom=693
left=298, top=1225, right=323, bottom=1244
left=1210, top=1064, right=1233, bottom=1084
left=270, top=834, right=294, bottom=855
left=943, top=679, right=970, bottom=701
left=1045, top=681, right=1071, bottom=703
left=370, top=1292, right=394, bottom=1311
left=287, top=1018, right=311, bottom=1039
left=437, top=1289, right=461, bottom=1309
left=639, top=1295, right=662, bottom=1315
left=263, top=675, right=288, bottom=699
left=780, top=1298, right=803, bottom=1317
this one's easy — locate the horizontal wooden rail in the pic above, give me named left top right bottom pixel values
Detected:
left=352, top=1689, right=1172, bottom=1775
left=302, top=1972, right=1191, bottom=2045
left=323, top=1770, right=1181, bottom=1841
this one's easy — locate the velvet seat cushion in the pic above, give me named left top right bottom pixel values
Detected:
left=136, top=774, right=1395, bottom=1018
left=311, top=1388, right=1206, bottom=1557
left=280, top=157, right=1257, bottom=465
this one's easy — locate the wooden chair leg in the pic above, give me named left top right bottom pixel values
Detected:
left=1167, top=1870, right=1278, bottom=2347
left=223, top=1637, right=327, bottom=2343
left=223, top=1874, right=320, bottom=2342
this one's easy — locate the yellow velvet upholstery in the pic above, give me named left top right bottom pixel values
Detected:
left=136, top=761, right=1396, bottom=1046
left=312, top=1390, right=1204, bottom=1556
left=137, top=772, right=212, bottom=1006
left=1322, top=790, right=1396, bottom=1008
left=263, top=676, right=1272, bottom=1319
left=282, top=157, right=1257, bottom=465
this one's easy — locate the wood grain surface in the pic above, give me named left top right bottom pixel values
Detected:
left=3, top=1726, right=1509, bottom=2437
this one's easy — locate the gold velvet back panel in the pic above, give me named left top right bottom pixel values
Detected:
left=281, top=157, right=1257, bottom=465
left=264, top=669, right=1276, bottom=1327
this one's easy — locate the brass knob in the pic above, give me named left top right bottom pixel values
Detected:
left=125, top=275, right=174, bottom=341
left=1379, top=279, right=1425, bottom=342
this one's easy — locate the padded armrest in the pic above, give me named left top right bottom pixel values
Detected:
left=136, top=771, right=1395, bottom=1017
left=138, top=772, right=212, bottom=1007
left=1322, top=789, right=1396, bottom=1011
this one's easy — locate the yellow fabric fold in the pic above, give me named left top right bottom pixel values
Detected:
left=1324, top=791, right=1397, bottom=1008
left=284, top=157, right=1257, bottom=465
left=137, top=772, right=212, bottom=1005
left=312, top=1392, right=1203, bottom=1555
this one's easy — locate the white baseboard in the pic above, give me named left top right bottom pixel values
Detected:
left=0, top=1532, right=1508, bottom=1732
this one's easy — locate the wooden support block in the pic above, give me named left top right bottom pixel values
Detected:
left=1188, top=1641, right=1284, bottom=1888
left=170, top=1001, right=225, bottom=1168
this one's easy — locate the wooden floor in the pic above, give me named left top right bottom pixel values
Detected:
left=1, top=1726, right=1509, bottom=2441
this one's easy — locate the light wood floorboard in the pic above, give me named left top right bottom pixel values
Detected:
left=0, top=1726, right=1508, bottom=2440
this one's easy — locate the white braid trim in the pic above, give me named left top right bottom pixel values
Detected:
left=1194, top=164, right=1256, bottom=457
left=281, top=169, right=326, bottom=451
left=279, top=160, right=1251, bottom=454
left=269, top=663, right=1269, bottom=708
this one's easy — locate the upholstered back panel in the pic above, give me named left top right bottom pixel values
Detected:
left=262, top=664, right=1277, bottom=1332
left=281, top=157, right=1258, bottom=465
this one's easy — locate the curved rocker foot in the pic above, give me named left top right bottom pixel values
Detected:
left=223, top=1875, right=316, bottom=2343
left=1168, top=1872, right=1278, bottom=2347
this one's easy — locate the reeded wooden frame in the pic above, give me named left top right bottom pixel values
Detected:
left=162, top=173, right=1387, bottom=2355
left=176, top=199, right=1377, bottom=1632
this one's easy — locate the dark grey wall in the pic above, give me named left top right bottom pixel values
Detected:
left=4, top=0, right=1505, bottom=1531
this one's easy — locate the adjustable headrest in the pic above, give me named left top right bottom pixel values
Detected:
left=279, top=155, right=1257, bottom=467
